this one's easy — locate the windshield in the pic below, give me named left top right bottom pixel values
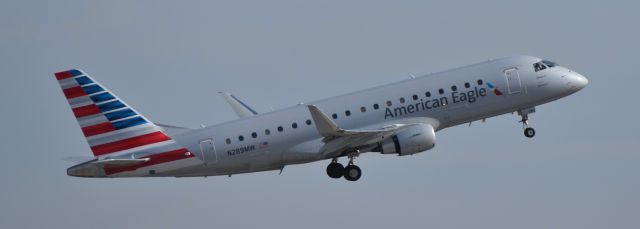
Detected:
left=533, top=60, right=558, bottom=72
left=542, top=60, right=557, bottom=67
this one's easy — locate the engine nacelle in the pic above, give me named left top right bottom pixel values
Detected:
left=380, top=123, right=436, bottom=156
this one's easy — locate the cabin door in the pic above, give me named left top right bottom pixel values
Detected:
left=199, top=139, right=218, bottom=164
left=504, top=68, right=522, bottom=94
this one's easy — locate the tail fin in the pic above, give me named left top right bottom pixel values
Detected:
left=54, top=69, right=188, bottom=159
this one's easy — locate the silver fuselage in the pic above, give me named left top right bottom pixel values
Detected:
left=80, top=56, right=589, bottom=177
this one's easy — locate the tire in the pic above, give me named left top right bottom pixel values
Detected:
left=343, top=165, right=362, bottom=181
left=326, top=163, right=344, bottom=179
left=524, top=127, right=535, bottom=138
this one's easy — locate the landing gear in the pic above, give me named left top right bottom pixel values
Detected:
left=524, top=127, right=535, bottom=138
left=325, top=152, right=362, bottom=181
left=326, top=158, right=344, bottom=179
left=518, top=108, right=536, bottom=138
left=343, top=164, right=362, bottom=181
left=343, top=151, right=361, bottom=181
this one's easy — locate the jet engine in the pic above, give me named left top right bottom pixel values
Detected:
left=380, top=123, right=436, bottom=156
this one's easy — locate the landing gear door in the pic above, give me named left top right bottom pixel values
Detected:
left=504, top=68, right=522, bottom=94
left=199, top=139, right=218, bottom=164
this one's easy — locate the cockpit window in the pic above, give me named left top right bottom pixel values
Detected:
left=533, top=62, right=547, bottom=72
left=533, top=60, right=557, bottom=72
left=542, top=60, right=557, bottom=67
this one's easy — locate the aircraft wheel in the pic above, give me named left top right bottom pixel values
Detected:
left=326, top=162, right=344, bottom=179
left=343, top=165, right=362, bottom=181
left=524, top=127, right=535, bottom=138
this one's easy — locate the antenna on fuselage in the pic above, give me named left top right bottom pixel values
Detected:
left=409, top=73, right=416, bottom=79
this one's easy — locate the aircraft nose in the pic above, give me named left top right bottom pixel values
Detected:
left=568, top=72, right=589, bottom=92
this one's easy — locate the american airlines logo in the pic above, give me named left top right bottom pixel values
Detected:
left=384, top=83, right=501, bottom=119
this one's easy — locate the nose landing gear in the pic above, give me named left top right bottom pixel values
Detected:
left=518, top=108, right=536, bottom=138
left=524, top=127, right=535, bottom=138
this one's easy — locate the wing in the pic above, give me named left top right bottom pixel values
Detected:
left=307, top=105, right=440, bottom=158
left=219, top=92, right=258, bottom=118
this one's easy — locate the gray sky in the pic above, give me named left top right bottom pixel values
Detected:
left=1, top=1, right=638, bottom=228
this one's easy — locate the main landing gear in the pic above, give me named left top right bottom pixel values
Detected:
left=518, top=109, right=536, bottom=138
left=326, top=153, right=362, bottom=181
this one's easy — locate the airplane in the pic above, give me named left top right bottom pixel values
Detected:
left=58, top=56, right=588, bottom=181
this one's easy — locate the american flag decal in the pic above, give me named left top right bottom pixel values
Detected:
left=259, top=141, right=269, bottom=149
left=54, top=69, right=194, bottom=175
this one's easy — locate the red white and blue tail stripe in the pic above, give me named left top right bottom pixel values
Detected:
left=55, top=69, right=194, bottom=176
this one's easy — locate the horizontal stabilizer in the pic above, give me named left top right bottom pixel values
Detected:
left=156, top=123, right=193, bottom=136
left=62, top=156, right=95, bottom=163
left=91, top=158, right=150, bottom=166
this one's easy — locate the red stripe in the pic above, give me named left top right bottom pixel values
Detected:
left=104, top=148, right=193, bottom=175
left=73, top=104, right=101, bottom=118
left=63, top=86, right=87, bottom=99
left=82, top=122, right=116, bottom=137
left=55, top=71, right=73, bottom=80
left=91, top=131, right=171, bottom=156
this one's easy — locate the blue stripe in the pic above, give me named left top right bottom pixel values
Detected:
left=112, top=117, right=147, bottom=129
left=98, top=100, right=126, bottom=112
left=75, top=76, right=93, bottom=85
left=230, top=94, right=258, bottom=115
left=68, top=69, right=82, bottom=76
left=105, top=109, right=136, bottom=121
left=82, top=84, right=104, bottom=94
left=90, top=92, right=115, bottom=103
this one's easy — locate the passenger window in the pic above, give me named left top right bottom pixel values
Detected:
left=399, top=97, right=405, bottom=103
left=306, top=119, right=312, bottom=125
left=360, top=106, right=366, bottom=112
left=412, top=94, right=418, bottom=100
left=332, top=113, right=338, bottom=119
left=226, top=138, right=231, bottom=144
left=265, top=129, right=271, bottom=135
left=477, top=79, right=483, bottom=85
left=386, top=101, right=392, bottom=106
left=292, top=123, right=298, bottom=129
left=251, top=132, right=257, bottom=138
left=464, top=82, right=470, bottom=88
left=425, top=91, right=431, bottom=97
left=345, top=110, right=351, bottom=116
left=438, top=89, right=444, bottom=94
left=277, top=126, right=283, bottom=132
left=238, top=135, right=244, bottom=141
left=373, top=104, right=379, bottom=110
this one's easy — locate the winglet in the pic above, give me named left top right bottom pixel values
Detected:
left=219, top=92, right=258, bottom=118
left=307, top=105, right=341, bottom=137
